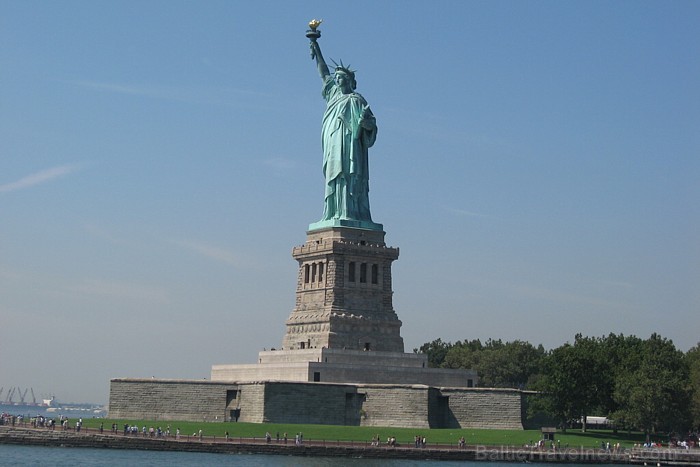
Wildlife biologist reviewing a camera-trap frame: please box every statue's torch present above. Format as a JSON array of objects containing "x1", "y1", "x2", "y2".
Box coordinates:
[{"x1": 307, "y1": 19, "x2": 322, "y2": 59}]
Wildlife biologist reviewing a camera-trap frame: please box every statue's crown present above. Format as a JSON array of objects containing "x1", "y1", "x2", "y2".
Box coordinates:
[
  {"x1": 335, "y1": 66, "x2": 355, "y2": 79},
  {"x1": 332, "y1": 59, "x2": 355, "y2": 80}
]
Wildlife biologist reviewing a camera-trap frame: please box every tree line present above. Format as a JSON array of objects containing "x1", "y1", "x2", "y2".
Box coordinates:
[{"x1": 415, "y1": 333, "x2": 700, "y2": 434}]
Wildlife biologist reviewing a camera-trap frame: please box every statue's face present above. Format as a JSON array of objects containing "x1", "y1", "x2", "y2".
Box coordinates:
[{"x1": 335, "y1": 72, "x2": 353, "y2": 94}]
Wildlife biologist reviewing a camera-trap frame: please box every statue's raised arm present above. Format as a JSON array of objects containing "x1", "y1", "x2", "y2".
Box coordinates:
[
  {"x1": 305, "y1": 20, "x2": 382, "y2": 232},
  {"x1": 307, "y1": 20, "x2": 330, "y2": 80}
]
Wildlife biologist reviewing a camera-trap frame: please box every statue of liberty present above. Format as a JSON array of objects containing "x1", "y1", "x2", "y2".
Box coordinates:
[{"x1": 307, "y1": 21, "x2": 382, "y2": 231}]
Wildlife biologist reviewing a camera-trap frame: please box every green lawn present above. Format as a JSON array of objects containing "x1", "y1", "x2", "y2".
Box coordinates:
[{"x1": 77, "y1": 419, "x2": 647, "y2": 448}]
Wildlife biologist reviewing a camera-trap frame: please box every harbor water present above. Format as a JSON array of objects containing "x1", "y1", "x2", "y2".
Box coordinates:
[{"x1": 0, "y1": 444, "x2": 621, "y2": 466}]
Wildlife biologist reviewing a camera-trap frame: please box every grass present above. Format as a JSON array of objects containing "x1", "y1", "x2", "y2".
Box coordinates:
[{"x1": 75, "y1": 419, "x2": 648, "y2": 448}]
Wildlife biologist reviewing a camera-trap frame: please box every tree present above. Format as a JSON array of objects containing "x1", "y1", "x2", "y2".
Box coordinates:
[
  {"x1": 687, "y1": 343, "x2": 700, "y2": 429},
  {"x1": 416, "y1": 333, "x2": 696, "y2": 433},
  {"x1": 613, "y1": 334, "x2": 691, "y2": 434},
  {"x1": 417, "y1": 338, "x2": 545, "y2": 389},
  {"x1": 533, "y1": 335, "x2": 604, "y2": 431},
  {"x1": 596, "y1": 334, "x2": 645, "y2": 420},
  {"x1": 413, "y1": 338, "x2": 452, "y2": 368},
  {"x1": 441, "y1": 340, "x2": 483, "y2": 370},
  {"x1": 477, "y1": 340, "x2": 545, "y2": 388}
]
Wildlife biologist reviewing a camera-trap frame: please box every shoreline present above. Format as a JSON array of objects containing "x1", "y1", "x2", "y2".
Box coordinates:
[{"x1": 1, "y1": 426, "x2": 698, "y2": 464}]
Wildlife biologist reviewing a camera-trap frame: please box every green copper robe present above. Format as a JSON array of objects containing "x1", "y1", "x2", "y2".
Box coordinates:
[{"x1": 320, "y1": 75, "x2": 377, "y2": 222}]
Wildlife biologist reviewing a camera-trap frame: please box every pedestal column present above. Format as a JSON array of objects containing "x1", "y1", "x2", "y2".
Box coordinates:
[{"x1": 283, "y1": 227, "x2": 403, "y2": 352}]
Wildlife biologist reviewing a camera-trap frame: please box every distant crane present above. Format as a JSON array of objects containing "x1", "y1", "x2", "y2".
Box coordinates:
[
  {"x1": 18, "y1": 388, "x2": 28, "y2": 404},
  {"x1": 0, "y1": 387, "x2": 4, "y2": 401},
  {"x1": 30, "y1": 388, "x2": 37, "y2": 405},
  {"x1": 6, "y1": 387, "x2": 16, "y2": 403}
]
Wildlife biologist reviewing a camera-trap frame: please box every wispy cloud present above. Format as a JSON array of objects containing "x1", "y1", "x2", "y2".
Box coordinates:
[
  {"x1": 0, "y1": 165, "x2": 79, "y2": 193},
  {"x1": 444, "y1": 206, "x2": 500, "y2": 219},
  {"x1": 70, "y1": 80, "x2": 268, "y2": 107},
  {"x1": 264, "y1": 157, "x2": 297, "y2": 172},
  {"x1": 170, "y1": 239, "x2": 245, "y2": 267},
  {"x1": 73, "y1": 81, "x2": 188, "y2": 101},
  {"x1": 453, "y1": 275, "x2": 632, "y2": 310},
  {"x1": 514, "y1": 284, "x2": 625, "y2": 309},
  {"x1": 66, "y1": 279, "x2": 169, "y2": 304},
  {"x1": 600, "y1": 280, "x2": 635, "y2": 289},
  {"x1": 0, "y1": 268, "x2": 23, "y2": 280},
  {"x1": 82, "y1": 223, "x2": 130, "y2": 246}
]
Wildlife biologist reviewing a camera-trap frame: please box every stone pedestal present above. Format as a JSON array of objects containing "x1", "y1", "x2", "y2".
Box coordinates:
[
  {"x1": 282, "y1": 227, "x2": 403, "y2": 352},
  {"x1": 210, "y1": 226, "x2": 479, "y2": 389},
  {"x1": 204, "y1": 226, "x2": 485, "y2": 424},
  {"x1": 211, "y1": 348, "x2": 478, "y2": 388}
]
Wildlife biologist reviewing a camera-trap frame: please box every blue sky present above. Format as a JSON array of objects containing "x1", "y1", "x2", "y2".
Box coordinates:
[{"x1": 1, "y1": 1, "x2": 698, "y2": 404}]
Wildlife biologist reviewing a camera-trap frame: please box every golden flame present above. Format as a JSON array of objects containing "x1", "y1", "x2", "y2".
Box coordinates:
[{"x1": 308, "y1": 19, "x2": 323, "y2": 31}]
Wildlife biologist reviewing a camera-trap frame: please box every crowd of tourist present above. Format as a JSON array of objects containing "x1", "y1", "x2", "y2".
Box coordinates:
[
  {"x1": 637, "y1": 432, "x2": 699, "y2": 450},
  {"x1": 0, "y1": 413, "x2": 22, "y2": 426},
  {"x1": 112, "y1": 423, "x2": 175, "y2": 438},
  {"x1": 373, "y1": 435, "x2": 425, "y2": 447},
  {"x1": 3, "y1": 411, "x2": 698, "y2": 452},
  {"x1": 0, "y1": 413, "x2": 85, "y2": 432}
]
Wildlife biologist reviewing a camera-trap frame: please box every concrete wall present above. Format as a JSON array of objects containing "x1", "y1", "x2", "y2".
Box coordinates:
[
  {"x1": 109, "y1": 379, "x2": 524, "y2": 430},
  {"x1": 210, "y1": 363, "x2": 311, "y2": 382},
  {"x1": 211, "y1": 349, "x2": 477, "y2": 388},
  {"x1": 261, "y1": 382, "x2": 356, "y2": 425},
  {"x1": 256, "y1": 348, "x2": 428, "y2": 368},
  {"x1": 359, "y1": 385, "x2": 431, "y2": 428},
  {"x1": 307, "y1": 363, "x2": 477, "y2": 387},
  {"x1": 440, "y1": 387, "x2": 524, "y2": 430},
  {"x1": 237, "y1": 383, "x2": 265, "y2": 423},
  {"x1": 109, "y1": 379, "x2": 239, "y2": 422},
  {"x1": 211, "y1": 361, "x2": 476, "y2": 388}
]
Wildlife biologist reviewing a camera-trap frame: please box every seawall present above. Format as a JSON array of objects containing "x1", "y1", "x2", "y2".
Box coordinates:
[{"x1": 2, "y1": 426, "x2": 699, "y2": 464}]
